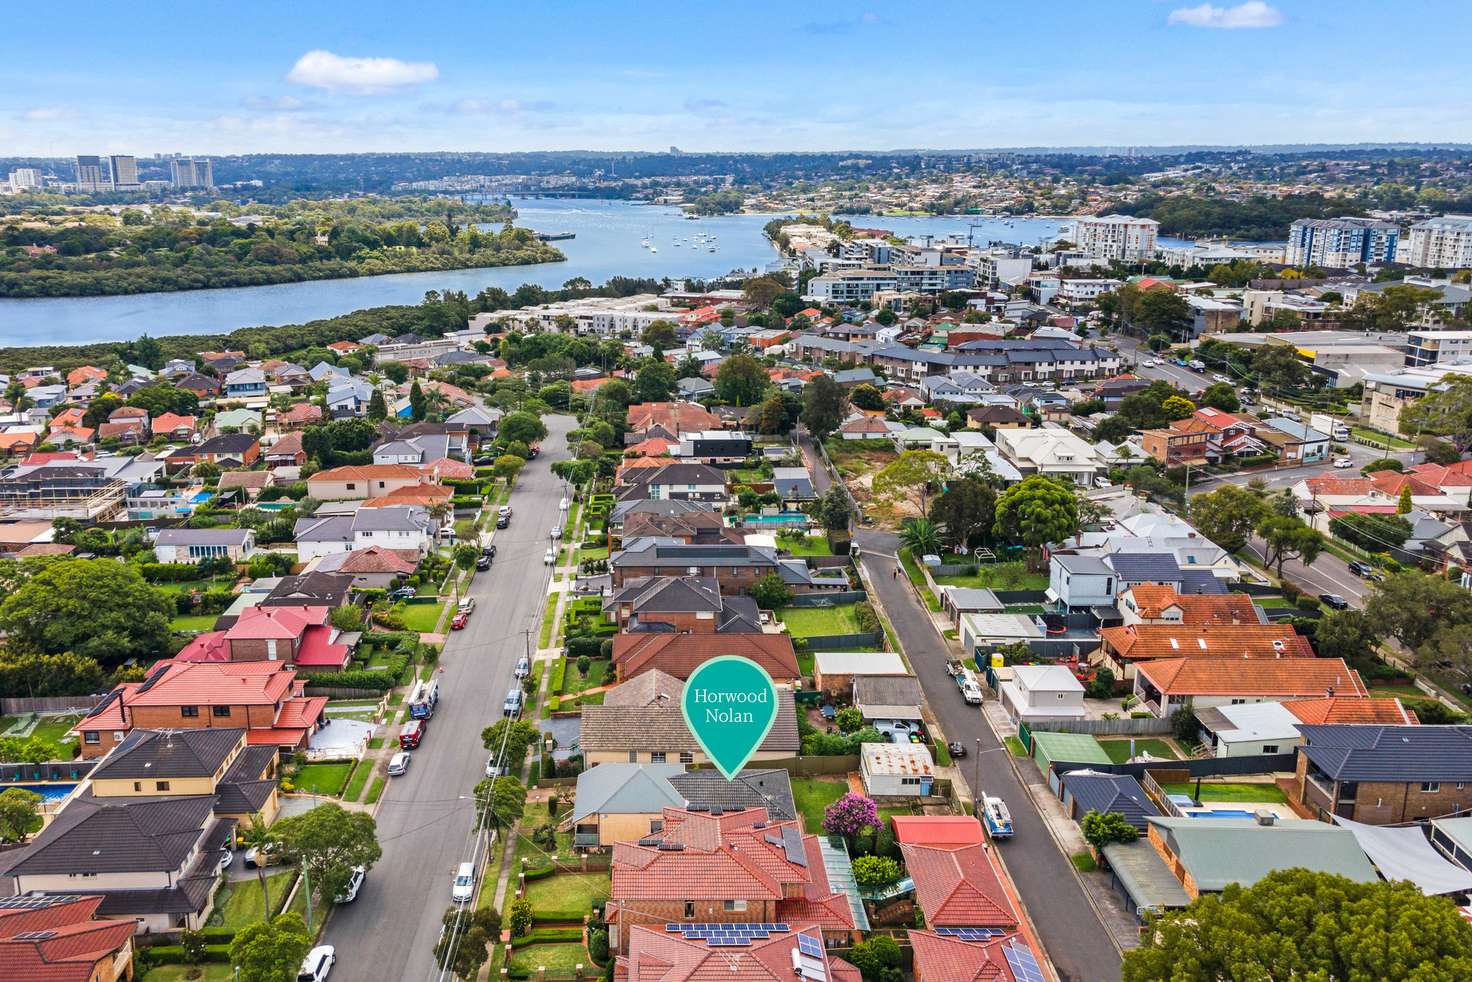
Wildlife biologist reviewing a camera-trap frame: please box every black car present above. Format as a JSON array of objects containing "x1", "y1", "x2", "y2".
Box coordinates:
[
  {"x1": 946, "y1": 741, "x2": 967, "y2": 759},
  {"x1": 1347, "y1": 560, "x2": 1374, "y2": 577},
  {"x1": 473, "y1": 455, "x2": 496, "y2": 466},
  {"x1": 1318, "y1": 593, "x2": 1350, "y2": 610},
  {"x1": 475, "y1": 555, "x2": 491, "y2": 571},
  {"x1": 527, "y1": 445, "x2": 540, "y2": 459},
  {"x1": 496, "y1": 515, "x2": 510, "y2": 529},
  {"x1": 482, "y1": 544, "x2": 497, "y2": 558}
]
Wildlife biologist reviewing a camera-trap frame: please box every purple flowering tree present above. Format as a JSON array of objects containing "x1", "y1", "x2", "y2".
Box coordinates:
[{"x1": 822, "y1": 792, "x2": 880, "y2": 846}]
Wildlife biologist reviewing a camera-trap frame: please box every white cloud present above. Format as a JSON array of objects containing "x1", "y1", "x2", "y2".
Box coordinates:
[
  {"x1": 243, "y1": 94, "x2": 306, "y2": 111},
  {"x1": 1168, "y1": 2, "x2": 1283, "y2": 28},
  {"x1": 286, "y1": 50, "x2": 438, "y2": 94},
  {"x1": 21, "y1": 106, "x2": 73, "y2": 121}
]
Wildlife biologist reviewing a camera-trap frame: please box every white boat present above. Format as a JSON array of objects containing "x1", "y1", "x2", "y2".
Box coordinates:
[
  {"x1": 980, "y1": 793, "x2": 1013, "y2": 839},
  {"x1": 640, "y1": 237, "x2": 650, "y2": 248},
  {"x1": 650, "y1": 246, "x2": 658, "y2": 253}
]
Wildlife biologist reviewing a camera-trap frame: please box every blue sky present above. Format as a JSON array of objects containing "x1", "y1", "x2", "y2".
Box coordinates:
[{"x1": 3, "y1": 0, "x2": 1470, "y2": 155}]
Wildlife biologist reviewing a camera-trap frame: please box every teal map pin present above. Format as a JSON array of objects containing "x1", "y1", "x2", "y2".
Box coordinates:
[{"x1": 682, "y1": 656, "x2": 780, "y2": 780}]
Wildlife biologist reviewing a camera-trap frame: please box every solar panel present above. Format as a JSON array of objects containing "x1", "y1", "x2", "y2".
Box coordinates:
[
  {"x1": 936, "y1": 927, "x2": 1007, "y2": 941},
  {"x1": 797, "y1": 934, "x2": 824, "y2": 958},
  {"x1": 1003, "y1": 942, "x2": 1045, "y2": 982},
  {"x1": 666, "y1": 924, "x2": 681, "y2": 932}
]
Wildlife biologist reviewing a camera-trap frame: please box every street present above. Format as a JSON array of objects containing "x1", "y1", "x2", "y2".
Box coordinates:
[
  {"x1": 326, "y1": 414, "x2": 574, "y2": 981},
  {"x1": 797, "y1": 432, "x2": 1123, "y2": 982}
]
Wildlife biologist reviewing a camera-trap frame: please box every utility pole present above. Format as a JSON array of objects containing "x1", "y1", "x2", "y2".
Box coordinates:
[
  {"x1": 974, "y1": 737, "x2": 982, "y2": 813},
  {"x1": 301, "y1": 859, "x2": 313, "y2": 934}
]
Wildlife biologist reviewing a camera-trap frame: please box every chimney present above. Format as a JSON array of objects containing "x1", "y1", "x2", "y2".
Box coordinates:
[{"x1": 1254, "y1": 809, "x2": 1276, "y2": 826}]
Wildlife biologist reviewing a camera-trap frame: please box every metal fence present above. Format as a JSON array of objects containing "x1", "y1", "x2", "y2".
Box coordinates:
[
  {"x1": 1052, "y1": 753, "x2": 1299, "y2": 780},
  {"x1": 785, "y1": 590, "x2": 868, "y2": 607},
  {"x1": 802, "y1": 631, "x2": 884, "y2": 650},
  {"x1": 1030, "y1": 717, "x2": 1174, "y2": 736}
]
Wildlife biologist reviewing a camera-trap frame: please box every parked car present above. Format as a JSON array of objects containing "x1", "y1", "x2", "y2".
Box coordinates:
[
  {"x1": 334, "y1": 866, "x2": 365, "y2": 904},
  {"x1": 1319, "y1": 593, "x2": 1350, "y2": 610},
  {"x1": 475, "y1": 555, "x2": 491, "y2": 571},
  {"x1": 217, "y1": 847, "x2": 234, "y2": 873},
  {"x1": 496, "y1": 515, "x2": 510, "y2": 529},
  {"x1": 946, "y1": 741, "x2": 967, "y2": 759},
  {"x1": 298, "y1": 945, "x2": 335, "y2": 982},
  {"x1": 543, "y1": 547, "x2": 556, "y2": 565},
  {"x1": 1333, "y1": 456, "x2": 1355, "y2": 469},
  {"x1": 482, "y1": 544, "x2": 497, "y2": 558},
  {"x1": 387, "y1": 751, "x2": 411, "y2": 776},
  {"x1": 452, "y1": 862, "x2": 476, "y2": 904},
  {"x1": 1348, "y1": 560, "x2": 1375, "y2": 577},
  {"x1": 549, "y1": 526, "x2": 562, "y2": 540},
  {"x1": 1211, "y1": 373, "x2": 1230, "y2": 384},
  {"x1": 245, "y1": 843, "x2": 282, "y2": 869},
  {"x1": 473, "y1": 455, "x2": 496, "y2": 466},
  {"x1": 503, "y1": 688, "x2": 524, "y2": 717},
  {"x1": 388, "y1": 587, "x2": 417, "y2": 601},
  {"x1": 486, "y1": 757, "x2": 506, "y2": 778},
  {"x1": 498, "y1": 505, "x2": 513, "y2": 519},
  {"x1": 451, "y1": 612, "x2": 469, "y2": 630},
  {"x1": 458, "y1": 598, "x2": 475, "y2": 615},
  {"x1": 527, "y1": 445, "x2": 540, "y2": 458},
  {"x1": 514, "y1": 656, "x2": 531, "y2": 678}
]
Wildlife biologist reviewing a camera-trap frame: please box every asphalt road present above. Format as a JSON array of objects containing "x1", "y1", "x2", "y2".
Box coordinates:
[
  {"x1": 797, "y1": 432, "x2": 1122, "y2": 982},
  {"x1": 326, "y1": 414, "x2": 575, "y2": 982}
]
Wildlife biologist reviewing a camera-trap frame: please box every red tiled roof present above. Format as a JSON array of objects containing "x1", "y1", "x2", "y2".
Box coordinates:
[
  {"x1": 278, "y1": 403, "x2": 323, "y2": 424},
  {"x1": 901, "y1": 843, "x2": 1018, "y2": 928},
  {"x1": 891, "y1": 815, "x2": 986, "y2": 846},
  {"x1": 268, "y1": 432, "x2": 305, "y2": 457},
  {"x1": 625, "y1": 437, "x2": 676, "y2": 458},
  {"x1": 228, "y1": 605, "x2": 328, "y2": 640},
  {"x1": 421, "y1": 457, "x2": 474, "y2": 481},
  {"x1": 153, "y1": 412, "x2": 196, "y2": 433},
  {"x1": 909, "y1": 930, "x2": 1033, "y2": 982},
  {"x1": 627, "y1": 401, "x2": 721, "y2": 435},
  {"x1": 621, "y1": 925, "x2": 859, "y2": 982},
  {"x1": 294, "y1": 625, "x2": 351, "y2": 668},
  {"x1": 1137, "y1": 656, "x2": 1367, "y2": 698},
  {"x1": 613, "y1": 634, "x2": 799, "y2": 682},
  {"x1": 309, "y1": 464, "x2": 423, "y2": 483},
  {"x1": 1098, "y1": 624, "x2": 1313, "y2": 662},
  {"x1": 1124, "y1": 585, "x2": 1261, "y2": 625},
  {"x1": 50, "y1": 408, "x2": 85, "y2": 427},
  {"x1": 335, "y1": 546, "x2": 420, "y2": 575},
  {"x1": 1303, "y1": 474, "x2": 1374, "y2": 496},
  {"x1": 275, "y1": 696, "x2": 328, "y2": 729},
  {"x1": 22, "y1": 451, "x2": 80, "y2": 465},
  {"x1": 0, "y1": 913, "x2": 134, "y2": 982},
  {"x1": 1283, "y1": 696, "x2": 1418, "y2": 725}
]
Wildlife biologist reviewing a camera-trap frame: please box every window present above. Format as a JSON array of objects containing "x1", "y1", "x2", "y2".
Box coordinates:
[
  {"x1": 650, "y1": 820, "x2": 664, "y2": 833},
  {"x1": 684, "y1": 902, "x2": 695, "y2": 918},
  {"x1": 180, "y1": 705, "x2": 199, "y2": 718},
  {"x1": 650, "y1": 752, "x2": 667, "y2": 764},
  {"x1": 213, "y1": 706, "x2": 231, "y2": 717},
  {"x1": 679, "y1": 752, "x2": 694, "y2": 764},
  {"x1": 1262, "y1": 745, "x2": 1279, "y2": 754},
  {"x1": 723, "y1": 900, "x2": 747, "y2": 912},
  {"x1": 133, "y1": 782, "x2": 142, "y2": 792},
  {"x1": 84, "y1": 732, "x2": 100, "y2": 745},
  {"x1": 1422, "y1": 782, "x2": 1442, "y2": 793},
  {"x1": 156, "y1": 781, "x2": 170, "y2": 791},
  {"x1": 345, "y1": 483, "x2": 357, "y2": 491},
  {"x1": 628, "y1": 751, "x2": 638, "y2": 763}
]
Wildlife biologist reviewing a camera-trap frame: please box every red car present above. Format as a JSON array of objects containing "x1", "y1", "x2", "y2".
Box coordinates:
[{"x1": 451, "y1": 612, "x2": 469, "y2": 630}]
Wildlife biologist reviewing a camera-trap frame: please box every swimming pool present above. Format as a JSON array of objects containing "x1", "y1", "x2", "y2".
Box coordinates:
[
  {"x1": 1185, "y1": 809, "x2": 1257, "y2": 819},
  {"x1": 742, "y1": 513, "x2": 810, "y2": 526},
  {"x1": 3, "y1": 783, "x2": 78, "y2": 803}
]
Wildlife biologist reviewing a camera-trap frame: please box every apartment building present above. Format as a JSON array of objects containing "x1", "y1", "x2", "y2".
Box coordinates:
[
  {"x1": 1069, "y1": 215, "x2": 1159, "y2": 262},
  {"x1": 1406, "y1": 329, "x2": 1472, "y2": 367},
  {"x1": 1405, "y1": 215, "x2": 1472, "y2": 269},
  {"x1": 1286, "y1": 217, "x2": 1399, "y2": 268},
  {"x1": 806, "y1": 268, "x2": 899, "y2": 303}
]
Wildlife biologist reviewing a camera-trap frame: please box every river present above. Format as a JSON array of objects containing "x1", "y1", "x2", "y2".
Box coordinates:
[{"x1": 0, "y1": 198, "x2": 1179, "y2": 348}]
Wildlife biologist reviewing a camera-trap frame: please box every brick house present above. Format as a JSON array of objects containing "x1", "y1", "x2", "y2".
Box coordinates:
[
  {"x1": 0, "y1": 894, "x2": 135, "y2": 981},
  {"x1": 604, "y1": 576, "x2": 763, "y2": 633},
  {"x1": 307, "y1": 464, "x2": 425, "y2": 500},
  {"x1": 611, "y1": 633, "x2": 800, "y2": 684},
  {"x1": 619, "y1": 924, "x2": 861, "y2": 982},
  {"x1": 1294, "y1": 724, "x2": 1472, "y2": 824},
  {"x1": 1132, "y1": 656, "x2": 1365, "y2": 719},
  {"x1": 174, "y1": 605, "x2": 352, "y2": 671},
  {"x1": 1093, "y1": 623, "x2": 1315, "y2": 681},
  {"x1": 607, "y1": 806, "x2": 857, "y2": 954},
  {"x1": 169, "y1": 433, "x2": 260, "y2": 469}
]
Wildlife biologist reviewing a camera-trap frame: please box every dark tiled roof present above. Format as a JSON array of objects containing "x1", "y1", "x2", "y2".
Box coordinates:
[
  {"x1": 1299, "y1": 724, "x2": 1472, "y2": 781},
  {"x1": 668, "y1": 769, "x2": 797, "y2": 822},
  {"x1": 194, "y1": 433, "x2": 258, "y2": 455},
  {"x1": 265, "y1": 572, "x2": 353, "y2": 606},
  {"x1": 7, "y1": 797, "x2": 217, "y2": 876},
  {"x1": 90, "y1": 728, "x2": 243, "y2": 781},
  {"x1": 1060, "y1": 770, "x2": 1160, "y2": 831},
  {"x1": 1107, "y1": 552, "x2": 1183, "y2": 583}
]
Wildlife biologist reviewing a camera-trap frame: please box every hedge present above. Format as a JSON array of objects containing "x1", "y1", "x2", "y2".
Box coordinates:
[
  {"x1": 523, "y1": 863, "x2": 556, "y2": 881},
  {"x1": 549, "y1": 656, "x2": 567, "y2": 695},
  {"x1": 145, "y1": 944, "x2": 233, "y2": 965},
  {"x1": 450, "y1": 495, "x2": 483, "y2": 509},
  {"x1": 301, "y1": 655, "x2": 410, "y2": 691},
  {"x1": 518, "y1": 926, "x2": 583, "y2": 943},
  {"x1": 565, "y1": 637, "x2": 602, "y2": 660},
  {"x1": 139, "y1": 562, "x2": 210, "y2": 583}
]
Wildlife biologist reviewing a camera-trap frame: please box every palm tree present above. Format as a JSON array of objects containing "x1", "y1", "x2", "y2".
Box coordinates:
[
  {"x1": 899, "y1": 517, "x2": 942, "y2": 557},
  {"x1": 240, "y1": 815, "x2": 277, "y2": 919}
]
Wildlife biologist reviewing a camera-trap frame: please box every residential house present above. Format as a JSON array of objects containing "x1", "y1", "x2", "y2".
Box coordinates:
[
  {"x1": 275, "y1": 403, "x2": 323, "y2": 429},
  {"x1": 901, "y1": 839, "x2": 1018, "y2": 930},
  {"x1": 611, "y1": 633, "x2": 799, "y2": 683},
  {"x1": 994, "y1": 427, "x2": 1102, "y2": 484},
  {"x1": 998, "y1": 664, "x2": 1086, "y2": 723},
  {"x1": 605, "y1": 576, "x2": 762, "y2": 633},
  {"x1": 174, "y1": 605, "x2": 352, "y2": 671},
  {"x1": 0, "y1": 894, "x2": 135, "y2": 981},
  {"x1": 87, "y1": 727, "x2": 280, "y2": 826},
  {"x1": 0, "y1": 454, "x2": 165, "y2": 521},
  {"x1": 175, "y1": 373, "x2": 220, "y2": 399},
  {"x1": 1132, "y1": 656, "x2": 1366, "y2": 719},
  {"x1": 626, "y1": 402, "x2": 722, "y2": 441},
  {"x1": 771, "y1": 467, "x2": 816, "y2": 507},
  {"x1": 860, "y1": 743, "x2": 934, "y2": 797},
  {"x1": 563, "y1": 763, "x2": 688, "y2": 848},
  {"x1": 311, "y1": 546, "x2": 420, "y2": 588},
  {"x1": 854, "y1": 675, "x2": 925, "y2": 726},
  {"x1": 222, "y1": 367, "x2": 267, "y2": 400},
  {"x1": 938, "y1": 586, "x2": 1005, "y2": 628},
  {"x1": 616, "y1": 462, "x2": 728, "y2": 504},
  {"x1": 607, "y1": 499, "x2": 722, "y2": 537},
  {"x1": 1192, "y1": 702, "x2": 1306, "y2": 758},
  {"x1": 152, "y1": 412, "x2": 196, "y2": 440},
  {"x1": 611, "y1": 542, "x2": 846, "y2": 595},
  {"x1": 910, "y1": 930, "x2": 1045, "y2": 982},
  {"x1": 1059, "y1": 771, "x2": 1160, "y2": 831},
  {"x1": 264, "y1": 432, "x2": 306, "y2": 468},
  {"x1": 72, "y1": 660, "x2": 326, "y2": 759},
  {"x1": 209, "y1": 408, "x2": 261, "y2": 435},
  {"x1": 581, "y1": 670, "x2": 799, "y2": 766},
  {"x1": 837, "y1": 414, "x2": 903, "y2": 440},
  {"x1": 812, "y1": 651, "x2": 909, "y2": 700},
  {"x1": 1294, "y1": 724, "x2": 1472, "y2": 824},
  {"x1": 152, "y1": 528, "x2": 255, "y2": 563},
  {"x1": 307, "y1": 464, "x2": 425, "y2": 500},
  {"x1": 170, "y1": 433, "x2": 260, "y2": 469},
  {"x1": 607, "y1": 805, "x2": 857, "y2": 953},
  {"x1": 1258, "y1": 417, "x2": 1330, "y2": 464},
  {"x1": 1094, "y1": 623, "x2": 1315, "y2": 681},
  {"x1": 3, "y1": 795, "x2": 231, "y2": 932},
  {"x1": 1140, "y1": 407, "x2": 1268, "y2": 466},
  {"x1": 1118, "y1": 585, "x2": 1264, "y2": 627},
  {"x1": 372, "y1": 432, "x2": 469, "y2": 467},
  {"x1": 1145, "y1": 816, "x2": 1377, "y2": 900},
  {"x1": 261, "y1": 571, "x2": 354, "y2": 610},
  {"x1": 619, "y1": 924, "x2": 861, "y2": 982},
  {"x1": 617, "y1": 508, "x2": 733, "y2": 545},
  {"x1": 1047, "y1": 554, "x2": 1117, "y2": 610},
  {"x1": 965, "y1": 405, "x2": 1028, "y2": 429},
  {"x1": 673, "y1": 430, "x2": 752, "y2": 464},
  {"x1": 293, "y1": 506, "x2": 434, "y2": 560}
]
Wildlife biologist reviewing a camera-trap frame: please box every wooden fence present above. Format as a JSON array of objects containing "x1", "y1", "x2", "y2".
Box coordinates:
[{"x1": 0, "y1": 695, "x2": 105, "y2": 715}]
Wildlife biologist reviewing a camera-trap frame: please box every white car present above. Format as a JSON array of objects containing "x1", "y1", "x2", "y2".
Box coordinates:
[
  {"x1": 544, "y1": 547, "x2": 556, "y2": 565},
  {"x1": 559, "y1": 497, "x2": 570, "y2": 511},
  {"x1": 334, "y1": 866, "x2": 366, "y2": 904},
  {"x1": 1212, "y1": 373, "x2": 1231, "y2": 384},
  {"x1": 387, "y1": 751, "x2": 411, "y2": 777},
  {"x1": 549, "y1": 526, "x2": 562, "y2": 540},
  {"x1": 1147, "y1": 358, "x2": 1162, "y2": 367},
  {"x1": 486, "y1": 756, "x2": 506, "y2": 778},
  {"x1": 452, "y1": 862, "x2": 476, "y2": 904},
  {"x1": 514, "y1": 656, "x2": 531, "y2": 678},
  {"x1": 1333, "y1": 456, "x2": 1355, "y2": 469},
  {"x1": 298, "y1": 945, "x2": 335, "y2": 982}
]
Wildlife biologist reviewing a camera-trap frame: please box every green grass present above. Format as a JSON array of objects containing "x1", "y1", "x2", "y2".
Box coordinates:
[
  {"x1": 934, "y1": 742, "x2": 952, "y2": 767},
  {"x1": 399, "y1": 599, "x2": 450, "y2": 633},
  {"x1": 776, "y1": 535, "x2": 833, "y2": 557},
  {"x1": 1367, "y1": 683, "x2": 1425, "y2": 698},
  {"x1": 897, "y1": 547, "x2": 941, "y2": 612},
  {"x1": 1256, "y1": 596, "x2": 1294, "y2": 609},
  {"x1": 292, "y1": 761, "x2": 354, "y2": 796},
  {"x1": 344, "y1": 760, "x2": 374, "y2": 801},
  {"x1": 1162, "y1": 782, "x2": 1288, "y2": 804},
  {"x1": 1071, "y1": 851, "x2": 1099, "y2": 873},
  {"x1": 576, "y1": 544, "x2": 609, "y2": 562},
  {"x1": 509, "y1": 942, "x2": 596, "y2": 974},
  {"x1": 539, "y1": 593, "x2": 559, "y2": 648},
  {"x1": 1351, "y1": 426, "x2": 1416, "y2": 450},
  {"x1": 169, "y1": 613, "x2": 219, "y2": 633},
  {"x1": 28, "y1": 714, "x2": 81, "y2": 747},
  {"x1": 796, "y1": 648, "x2": 815, "y2": 678},
  {"x1": 560, "y1": 658, "x2": 610, "y2": 696},
  {"x1": 366, "y1": 777, "x2": 386, "y2": 804},
  {"x1": 144, "y1": 966, "x2": 237, "y2": 982},
  {"x1": 523, "y1": 872, "x2": 611, "y2": 918},
  {"x1": 933, "y1": 561, "x2": 1048, "y2": 592},
  {"x1": 1004, "y1": 736, "x2": 1028, "y2": 757},
  {"x1": 368, "y1": 736, "x2": 384, "y2": 749},
  {"x1": 779, "y1": 604, "x2": 865, "y2": 638},
  {"x1": 151, "y1": 576, "x2": 235, "y2": 595},
  {"x1": 210, "y1": 870, "x2": 299, "y2": 929},
  {"x1": 1099, "y1": 738, "x2": 1180, "y2": 763},
  {"x1": 790, "y1": 777, "x2": 912, "y2": 835}
]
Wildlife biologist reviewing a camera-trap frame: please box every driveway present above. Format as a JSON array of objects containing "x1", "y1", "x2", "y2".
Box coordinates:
[
  {"x1": 797, "y1": 431, "x2": 1122, "y2": 982},
  {"x1": 325, "y1": 414, "x2": 575, "y2": 982}
]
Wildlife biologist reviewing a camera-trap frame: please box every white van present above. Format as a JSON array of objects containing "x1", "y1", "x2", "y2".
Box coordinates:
[{"x1": 452, "y1": 862, "x2": 476, "y2": 904}]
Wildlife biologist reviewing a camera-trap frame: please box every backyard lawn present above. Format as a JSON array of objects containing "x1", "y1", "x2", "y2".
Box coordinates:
[
  {"x1": 1162, "y1": 781, "x2": 1288, "y2": 804},
  {"x1": 510, "y1": 942, "x2": 596, "y2": 974},
  {"x1": 398, "y1": 599, "x2": 448, "y2": 633},
  {"x1": 210, "y1": 870, "x2": 298, "y2": 929},
  {"x1": 561, "y1": 659, "x2": 610, "y2": 696},
  {"x1": 790, "y1": 777, "x2": 912, "y2": 834},
  {"x1": 169, "y1": 613, "x2": 219, "y2": 633},
  {"x1": 523, "y1": 872, "x2": 611, "y2": 918},
  {"x1": 0, "y1": 714, "x2": 82, "y2": 758},
  {"x1": 777, "y1": 535, "x2": 834, "y2": 557},
  {"x1": 779, "y1": 604, "x2": 864, "y2": 638},
  {"x1": 1099, "y1": 738, "x2": 1180, "y2": 763},
  {"x1": 292, "y1": 761, "x2": 354, "y2": 796},
  {"x1": 144, "y1": 966, "x2": 235, "y2": 982},
  {"x1": 932, "y1": 561, "x2": 1047, "y2": 592},
  {"x1": 576, "y1": 544, "x2": 610, "y2": 562}
]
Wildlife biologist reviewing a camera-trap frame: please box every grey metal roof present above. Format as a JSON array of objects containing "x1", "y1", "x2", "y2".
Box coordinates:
[
  {"x1": 154, "y1": 528, "x2": 253, "y2": 547},
  {"x1": 1106, "y1": 552, "x2": 1183, "y2": 583},
  {"x1": 1179, "y1": 570, "x2": 1228, "y2": 595},
  {"x1": 854, "y1": 675, "x2": 924, "y2": 713},
  {"x1": 569, "y1": 763, "x2": 687, "y2": 824},
  {"x1": 1052, "y1": 553, "x2": 1115, "y2": 576},
  {"x1": 1299, "y1": 724, "x2": 1472, "y2": 782},
  {"x1": 351, "y1": 506, "x2": 429, "y2": 532},
  {"x1": 1061, "y1": 770, "x2": 1160, "y2": 831},
  {"x1": 294, "y1": 514, "x2": 353, "y2": 542}
]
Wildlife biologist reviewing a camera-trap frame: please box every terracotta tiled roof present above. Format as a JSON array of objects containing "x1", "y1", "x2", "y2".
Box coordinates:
[
  {"x1": 335, "y1": 546, "x2": 420, "y2": 574},
  {"x1": 1303, "y1": 475, "x2": 1375, "y2": 496},
  {"x1": 891, "y1": 816, "x2": 986, "y2": 846},
  {"x1": 268, "y1": 432, "x2": 305, "y2": 457},
  {"x1": 901, "y1": 843, "x2": 1018, "y2": 928},
  {"x1": 1283, "y1": 696, "x2": 1417, "y2": 725},
  {"x1": 621, "y1": 925, "x2": 859, "y2": 982},
  {"x1": 627, "y1": 401, "x2": 721, "y2": 436},
  {"x1": 1410, "y1": 461, "x2": 1472, "y2": 488},
  {"x1": 309, "y1": 464, "x2": 424, "y2": 483},
  {"x1": 228, "y1": 605, "x2": 328, "y2": 640},
  {"x1": 278, "y1": 403, "x2": 323, "y2": 424},
  {"x1": 1138, "y1": 656, "x2": 1367, "y2": 698},
  {"x1": 1124, "y1": 585, "x2": 1260, "y2": 625},
  {"x1": 77, "y1": 661, "x2": 295, "y2": 720},
  {"x1": 1098, "y1": 624, "x2": 1313, "y2": 662},
  {"x1": 153, "y1": 412, "x2": 196, "y2": 433},
  {"x1": 626, "y1": 437, "x2": 676, "y2": 458},
  {"x1": 909, "y1": 930, "x2": 1033, "y2": 982},
  {"x1": 50, "y1": 408, "x2": 85, "y2": 427},
  {"x1": 275, "y1": 696, "x2": 328, "y2": 729},
  {"x1": 421, "y1": 457, "x2": 474, "y2": 481},
  {"x1": 613, "y1": 634, "x2": 799, "y2": 682}
]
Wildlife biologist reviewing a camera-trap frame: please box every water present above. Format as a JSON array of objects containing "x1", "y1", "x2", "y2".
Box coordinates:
[{"x1": 0, "y1": 197, "x2": 1175, "y2": 348}]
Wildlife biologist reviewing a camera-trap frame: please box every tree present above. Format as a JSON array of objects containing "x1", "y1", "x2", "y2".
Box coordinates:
[
  {"x1": 0, "y1": 559, "x2": 171, "y2": 666},
  {"x1": 1121, "y1": 870, "x2": 1472, "y2": 982},
  {"x1": 1161, "y1": 395, "x2": 1195, "y2": 420},
  {"x1": 452, "y1": 543, "x2": 480, "y2": 570},
  {"x1": 1313, "y1": 610, "x2": 1380, "y2": 662},
  {"x1": 492, "y1": 454, "x2": 525, "y2": 485},
  {"x1": 849, "y1": 383, "x2": 885, "y2": 411},
  {"x1": 848, "y1": 935, "x2": 903, "y2": 982},
  {"x1": 367, "y1": 388, "x2": 388, "y2": 421},
  {"x1": 500, "y1": 410, "x2": 547, "y2": 447},
  {"x1": 835, "y1": 707, "x2": 864, "y2": 733},
  {"x1": 473, "y1": 776, "x2": 527, "y2": 833},
  {"x1": 928, "y1": 478, "x2": 997, "y2": 551},
  {"x1": 0, "y1": 788, "x2": 42, "y2": 843},
  {"x1": 1420, "y1": 437, "x2": 1462, "y2": 465},
  {"x1": 1133, "y1": 289, "x2": 1192, "y2": 340},
  {"x1": 871, "y1": 450, "x2": 951, "y2": 513},
  {"x1": 749, "y1": 572, "x2": 791, "y2": 610},
  {"x1": 481, "y1": 718, "x2": 541, "y2": 766},
  {"x1": 756, "y1": 393, "x2": 789, "y2": 435},
  {"x1": 508, "y1": 897, "x2": 535, "y2": 938},
  {"x1": 272, "y1": 803, "x2": 382, "y2": 913},
  {"x1": 0, "y1": 650, "x2": 107, "y2": 698},
  {"x1": 240, "y1": 815, "x2": 278, "y2": 919},
  {"x1": 993, "y1": 475, "x2": 1079, "y2": 549},
  {"x1": 230, "y1": 913, "x2": 313, "y2": 982},
  {"x1": 1093, "y1": 415, "x2": 1135, "y2": 445},
  {"x1": 409, "y1": 380, "x2": 427, "y2": 421},
  {"x1": 1256, "y1": 514, "x2": 1323, "y2": 576},
  {"x1": 851, "y1": 855, "x2": 903, "y2": 890},
  {"x1": 812, "y1": 486, "x2": 852, "y2": 533},
  {"x1": 641, "y1": 320, "x2": 678, "y2": 351},
  {"x1": 1199, "y1": 382, "x2": 1240, "y2": 412},
  {"x1": 1189, "y1": 485, "x2": 1267, "y2": 553},
  {"x1": 822, "y1": 792, "x2": 879, "y2": 844},
  {"x1": 899, "y1": 517, "x2": 942, "y2": 557},
  {"x1": 714, "y1": 354, "x2": 769, "y2": 406},
  {"x1": 634, "y1": 359, "x2": 676, "y2": 402},
  {"x1": 800, "y1": 375, "x2": 847, "y2": 438},
  {"x1": 1398, "y1": 484, "x2": 1413, "y2": 514},
  {"x1": 435, "y1": 906, "x2": 499, "y2": 980},
  {"x1": 1250, "y1": 344, "x2": 1312, "y2": 391},
  {"x1": 1329, "y1": 512, "x2": 1412, "y2": 554},
  {"x1": 179, "y1": 929, "x2": 208, "y2": 967},
  {"x1": 1085, "y1": 667, "x2": 1115, "y2": 700},
  {"x1": 1170, "y1": 706, "x2": 1199, "y2": 743},
  {"x1": 742, "y1": 275, "x2": 786, "y2": 309},
  {"x1": 1367, "y1": 571, "x2": 1472, "y2": 651},
  {"x1": 1416, "y1": 623, "x2": 1472, "y2": 677},
  {"x1": 1080, "y1": 810, "x2": 1138, "y2": 850}
]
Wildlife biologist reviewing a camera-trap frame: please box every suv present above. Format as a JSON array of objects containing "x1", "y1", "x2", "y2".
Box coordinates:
[
  {"x1": 475, "y1": 555, "x2": 491, "y2": 571},
  {"x1": 1348, "y1": 560, "x2": 1374, "y2": 577},
  {"x1": 503, "y1": 688, "x2": 524, "y2": 717},
  {"x1": 298, "y1": 945, "x2": 335, "y2": 982},
  {"x1": 1319, "y1": 593, "x2": 1350, "y2": 610},
  {"x1": 334, "y1": 866, "x2": 366, "y2": 904}
]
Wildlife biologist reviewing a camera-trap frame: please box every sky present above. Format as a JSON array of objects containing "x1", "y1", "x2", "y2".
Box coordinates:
[{"x1": 4, "y1": 0, "x2": 1472, "y2": 156}]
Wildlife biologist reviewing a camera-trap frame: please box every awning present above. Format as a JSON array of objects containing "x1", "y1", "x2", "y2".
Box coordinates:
[{"x1": 1333, "y1": 816, "x2": 1472, "y2": 896}]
